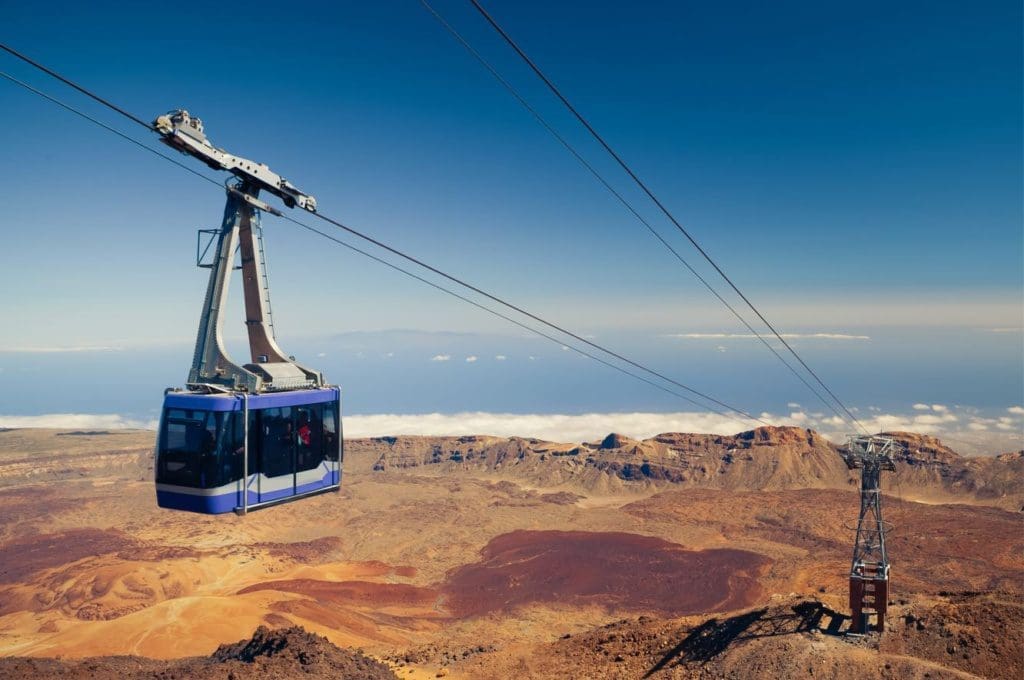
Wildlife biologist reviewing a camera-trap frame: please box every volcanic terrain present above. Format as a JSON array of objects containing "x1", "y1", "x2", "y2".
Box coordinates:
[{"x1": 0, "y1": 425, "x2": 1020, "y2": 678}]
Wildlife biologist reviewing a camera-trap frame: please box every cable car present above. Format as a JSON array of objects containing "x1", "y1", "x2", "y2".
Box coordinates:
[
  {"x1": 152, "y1": 110, "x2": 342, "y2": 514},
  {"x1": 156, "y1": 388, "x2": 341, "y2": 513}
]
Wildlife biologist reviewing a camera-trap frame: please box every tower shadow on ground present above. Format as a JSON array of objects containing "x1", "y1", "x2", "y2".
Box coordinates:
[{"x1": 644, "y1": 601, "x2": 848, "y2": 677}]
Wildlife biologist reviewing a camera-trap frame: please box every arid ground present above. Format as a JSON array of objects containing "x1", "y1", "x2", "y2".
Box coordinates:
[{"x1": 0, "y1": 426, "x2": 1020, "y2": 679}]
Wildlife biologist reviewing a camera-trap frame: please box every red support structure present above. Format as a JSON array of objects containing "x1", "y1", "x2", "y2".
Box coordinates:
[{"x1": 850, "y1": 569, "x2": 889, "y2": 633}]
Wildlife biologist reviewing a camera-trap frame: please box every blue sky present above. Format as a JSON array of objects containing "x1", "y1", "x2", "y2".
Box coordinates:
[{"x1": 0, "y1": 1, "x2": 1021, "y2": 450}]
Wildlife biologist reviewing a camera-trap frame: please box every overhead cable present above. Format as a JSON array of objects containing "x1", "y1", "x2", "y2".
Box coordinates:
[
  {"x1": 465, "y1": 0, "x2": 867, "y2": 435},
  {"x1": 307, "y1": 207, "x2": 767, "y2": 423},
  {"x1": 1, "y1": 43, "x2": 154, "y2": 131},
  {"x1": 420, "y1": 0, "x2": 860, "y2": 432},
  {"x1": 0, "y1": 66, "x2": 767, "y2": 427}
]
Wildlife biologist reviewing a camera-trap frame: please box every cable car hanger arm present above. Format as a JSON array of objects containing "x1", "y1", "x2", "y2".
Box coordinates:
[{"x1": 153, "y1": 109, "x2": 317, "y2": 213}]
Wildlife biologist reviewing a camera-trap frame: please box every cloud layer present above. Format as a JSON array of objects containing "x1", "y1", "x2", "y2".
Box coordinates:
[
  {"x1": 0, "y1": 413, "x2": 157, "y2": 430},
  {"x1": 343, "y1": 405, "x2": 1022, "y2": 455},
  {"x1": 3, "y1": 405, "x2": 1019, "y2": 456},
  {"x1": 344, "y1": 411, "x2": 744, "y2": 443}
]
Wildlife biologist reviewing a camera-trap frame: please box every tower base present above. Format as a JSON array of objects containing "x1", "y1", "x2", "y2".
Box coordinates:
[{"x1": 849, "y1": 574, "x2": 889, "y2": 633}]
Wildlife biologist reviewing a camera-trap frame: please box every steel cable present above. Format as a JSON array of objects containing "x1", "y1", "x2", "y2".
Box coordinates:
[
  {"x1": 420, "y1": 0, "x2": 861, "y2": 432},
  {"x1": 466, "y1": 0, "x2": 868, "y2": 435},
  {"x1": 0, "y1": 67, "x2": 766, "y2": 427}
]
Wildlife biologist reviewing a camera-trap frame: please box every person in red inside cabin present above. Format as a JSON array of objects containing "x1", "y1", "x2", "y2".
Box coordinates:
[{"x1": 297, "y1": 413, "x2": 312, "y2": 448}]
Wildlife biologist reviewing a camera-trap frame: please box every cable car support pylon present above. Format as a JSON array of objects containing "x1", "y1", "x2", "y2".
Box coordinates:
[{"x1": 840, "y1": 434, "x2": 897, "y2": 634}]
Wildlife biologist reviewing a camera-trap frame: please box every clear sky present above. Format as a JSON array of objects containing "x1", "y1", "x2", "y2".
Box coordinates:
[{"x1": 0, "y1": 1, "x2": 1021, "y2": 451}]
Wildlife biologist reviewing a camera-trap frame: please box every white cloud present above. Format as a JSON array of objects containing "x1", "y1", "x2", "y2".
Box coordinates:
[
  {"x1": 1008, "y1": 406, "x2": 1024, "y2": 415},
  {"x1": 787, "y1": 402, "x2": 802, "y2": 409},
  {"x1": 912, "y1": 403, "x2": 930, "y2": 411},
  {"x1": 666, "y1": 333, "x2": 870, "y2": 341},
  {"x1": 495, "y1": 355, "x2": 507, "y2": 361},
  {"x1": 715, "y1": 345, "x2": 727, "y2": 353},
  {"x1": 912, "y1": 413, "x2": 958, "y2": 425},
  {"x1": 0, "y1": 413, "x2": 157, "y2": 430},
  {"x1": 931, "y1": 404, "x2": 949, "y2": 413},
  {"x1": 430, "y1": 354, "x2": 451, "y2": 362},
  {"x1": 465, "y1": 355, "x2": 478, "y2": 363},
  {"x1": 317, "y1": 352, "x2": 327, "y2": 357}
]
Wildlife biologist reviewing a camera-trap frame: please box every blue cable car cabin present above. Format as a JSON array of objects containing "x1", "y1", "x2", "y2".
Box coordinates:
[
  {"x1": 150, "y1": 110, "x2": 342, "y2": 515},
  {"x1": 156, "y1": 387, "x2": 341, "y2": 514}
]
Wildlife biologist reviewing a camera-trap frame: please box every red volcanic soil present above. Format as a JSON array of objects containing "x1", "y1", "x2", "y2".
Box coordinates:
[
  {"x1": 0, "y1": 529, "x2": 138, "y2": 584},
  {"x1": 442, "y1": 530, "x2": 770, "y2": 618},
  {"x1": 236, "y1": 531, "x2": 770, "y2": 623},
  {"x1": 0, "y1": 528, "x2": 200, "y2": 586}
]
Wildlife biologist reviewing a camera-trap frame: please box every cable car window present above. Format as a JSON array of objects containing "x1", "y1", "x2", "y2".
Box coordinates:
[
  {"x1": 323, "y1": 401, "x2": 339, "y2": 462},
  {"x1": 247, "y1": 408, "x2": 258, "y2": 478},
  {"x1": 260, "y1": 407, "x2": 293, "y2": 478},
  {"x1": 158, "y1": 408, "x2": 223, "y2": 488},
  {"x1": 217, "y1": 410, "x2": 245, "y2": 486},
  {"x1": 295, "y1": 404, "x2": 323, "y2": 472}
]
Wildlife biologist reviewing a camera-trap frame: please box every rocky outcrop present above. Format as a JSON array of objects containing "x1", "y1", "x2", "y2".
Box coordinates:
[
  {"x1": 0, "y1": 625, "x2": 400, "y2": 679},
  {"x1": 599, "y1": 433, "x2": 636, "y2": 450}
]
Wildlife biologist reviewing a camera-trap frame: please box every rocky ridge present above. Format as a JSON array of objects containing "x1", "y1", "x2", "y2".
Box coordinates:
[{"x1": 361, "y1": 426, "x2": 1024, "y2": 510}]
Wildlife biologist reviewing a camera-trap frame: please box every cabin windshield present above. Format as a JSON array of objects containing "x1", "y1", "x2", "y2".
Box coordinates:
[{"x1": 157, "y1": 408, "x2": 243, "y2": 489}]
